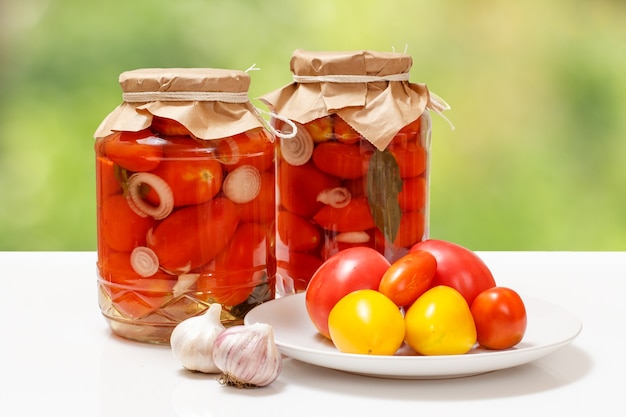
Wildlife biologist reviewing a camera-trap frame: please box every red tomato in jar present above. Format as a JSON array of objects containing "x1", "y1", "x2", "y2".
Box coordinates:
[
  {"x1": 96, "y1": 156, "x2": 122, "y2": 197},
  {"x1": 103, "y1": 130, "x2": 164, "y2": 172},
  {"x1": 151, "y1": 116, "x2": 193, "y2": 136},
  {"x1": 312, "y1": 141, "x2": 373, "y2": 179},
  {"x1": 389, "y1": 142, "x2": 427, "y2": 178},
  {"x1": 397, "y1": 176, "x2": 427, "y2": 211},
  {"x1": 197, "y1": 222, "x2": 268, "y2": 306},
  {"x1": 471, "y1": 287, "x2": 527, "y2": 350},
  {"x1": 313, "y1": 196, "x2": 376, "y2": 232},
  {"x1": 278, "y1": 160, "x2": 341, "y2": 218},
  {"x1": 99, "y1": 251, "x2": 176, "y2": 319},
  {"x1": 277, "y1": 250, "x2": 324, "y2": 292},
  {"x1": 305, "y1": 247, "x2": 391, "y2": 339},
  {"x1": 100, "y1": 194, "x2": 156, "y2": 252},
  {"x1": 393, "y1": 210, "x2": 426, "y2": 248},
  {"x1": 333, "y1": 115, "x2": 362, "y2": 145},
  {"x1": 215, "y1": 128, "x2": 274, "y2": 173},
  {"x1": 238, "y1": 170, "x2": 275, "y2": 224},
  {"x1": 148, "y1": 197, "x2": 240, "y2": 273},
  {"x1": 147, "y1": 158, "x2": 223, "y2": 207},
  {"x1": 277, "y1": 210, "x2": 321, "y2": 251},
  {"x1": 410, "y1": 239, "x2": 496, "y2": 305},
  {"x1": 378, "y1": 250, "x2": 437, "y2": 307}
]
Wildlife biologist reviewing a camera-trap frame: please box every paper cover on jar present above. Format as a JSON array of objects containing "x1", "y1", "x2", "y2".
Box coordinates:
[
  {"x1": 259, "y1": 50, "x2": 449, "y2": 151},
  {"x1": 94, "y1": 68, "x2": 266, "y2": 140}
]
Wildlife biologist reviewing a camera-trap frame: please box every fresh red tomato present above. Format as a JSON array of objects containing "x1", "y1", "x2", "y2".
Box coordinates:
[
  {"x1": 471, "y1": 287, "x2": 527, "y2": 350},
  {"x1": 305, "y1": 247, "x2": 391, "y2": 339},
  {"x1": 378, "y1": 250, "x2": 437, "y2": 307},
  {"x1": 410, "y1": 239, "x2": 496, "y2": 305}
]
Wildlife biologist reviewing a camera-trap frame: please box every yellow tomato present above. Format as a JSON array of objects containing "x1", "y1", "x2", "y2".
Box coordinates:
[
  {"x1": 328, "y1": 290, "x2": 405, "y2": 355},
  {"x1": 404, "y1": 285, "x2": 477, "y2": 355}
]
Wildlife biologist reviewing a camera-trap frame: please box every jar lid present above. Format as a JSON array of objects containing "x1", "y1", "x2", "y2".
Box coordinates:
[
  {"x1": 119, "y1": 68, "x2": 251, "y2": 98},
  {"x1": 290, "y1": 49, "x2": 412, "y2": 80},
  {"x1": 94, "y1": 68, "x2": 266, "y2": 140},
  {"x1": 261, "y1": 50, "x2": 448, "y2": 150}
]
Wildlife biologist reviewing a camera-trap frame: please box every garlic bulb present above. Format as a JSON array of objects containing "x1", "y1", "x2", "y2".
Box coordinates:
[
  {"x1": 170, "y1": 303, "x2": 225, "y2": 373},
  {"x1": 212, "y1": 322, "x2": 282, "y2": 388}
]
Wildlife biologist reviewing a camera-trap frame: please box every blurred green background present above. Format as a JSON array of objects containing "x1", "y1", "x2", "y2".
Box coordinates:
[{"x1": 1, "y1": 0, "x2": 625, "y2": 251}]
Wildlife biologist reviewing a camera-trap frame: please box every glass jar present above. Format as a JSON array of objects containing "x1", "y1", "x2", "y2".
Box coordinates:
[
  {"x1": 94, "y1": 68, "x2": 276, "y2": 344},
  {"x1": 261, "y1": 50, "x2": 449, "y2": 294}
]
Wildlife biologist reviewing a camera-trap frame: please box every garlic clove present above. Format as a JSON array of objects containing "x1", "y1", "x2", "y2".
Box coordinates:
[
  {"x1": 212, "y1": 322, "x2": 282, "y2": 388},
  {"x1": 170, "y1": 303, "x2": 225, "y2": 373}
]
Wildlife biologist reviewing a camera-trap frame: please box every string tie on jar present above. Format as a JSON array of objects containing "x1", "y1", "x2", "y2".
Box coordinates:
[
  {"x1": 122, "y1": 91, "x2": 251, "y2": 103},
  {"x1": 292, "y1": 73, "x2": 410, "y2": 83}
]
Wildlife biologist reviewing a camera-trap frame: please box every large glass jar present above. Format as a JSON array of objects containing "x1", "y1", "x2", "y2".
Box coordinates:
[
  {"x1": 261, "y1": 50, "x2": 449, "y2": 294},
  {"x1": 94, "y1": 68, "x2": 276, "y2": 344}
]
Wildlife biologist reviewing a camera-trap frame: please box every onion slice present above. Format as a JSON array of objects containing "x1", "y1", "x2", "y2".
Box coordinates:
[
  {"x1": 317, "y1": 187, "x2": 352, "y2": 208},
  {"x1": 126, "y1": 172, "x2": 174, "y2": 220},
  {"x1": 215, "y1": 137, "x2": 241, "y2": 166},
  {"x1": 173, "y1": 273, "x2": 200, "y2": 297},
  {"x1": 335, "y1": 231, "x2": 371, "y2": 244},
  {"x1": 280, "y1": 123, "x2": 314, "y2": 166},
  {"x1": 223, "y1": 165, "x2": 262, "y2": 204},
  {"x1": 130, "y1": 246, "x2": 160, "y2": 277}
]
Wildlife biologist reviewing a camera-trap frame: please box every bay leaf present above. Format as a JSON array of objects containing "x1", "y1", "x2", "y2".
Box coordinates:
[{"x1": 366, "y1": 149, "x2": 403, "y2": 243}]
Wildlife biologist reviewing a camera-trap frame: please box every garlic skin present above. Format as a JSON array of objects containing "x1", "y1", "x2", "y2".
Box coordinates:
[
  {"x1": 170, "y1": 303, "x2": 225, "y2": 373},
  {"x1": 212, "y1": 322, "x2": 282, "y2": 388}
]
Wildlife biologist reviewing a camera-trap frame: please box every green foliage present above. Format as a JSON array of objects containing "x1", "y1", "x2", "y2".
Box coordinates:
[{"x1": 1, "y1": 0, "x2": 625, "y2": 250}]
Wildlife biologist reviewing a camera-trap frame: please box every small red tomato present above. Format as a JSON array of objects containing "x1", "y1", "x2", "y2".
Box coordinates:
[
  {"x1": 305, "y1": 247, "x2": 390, "y2": 339},
  {"x1": 410, "y1": 239, "x2": 496, "y2": 305},
  {"x1": 312, "y1": 141, "x2": 372, "y2": 179},
  {"x1": 197, "y1": 222, "x2": 268, "y2": 306},
  {"x1": 471, "y1": 287, "x2": 527, "y2": 350},
  {"x1": 378, "y1": 250, "x2": 437, "y2": 307},
  {"x1": 147, "y1": 158, "x2": 223, "y2": 207},
  {"x1": 100, "y1": 194, "x2": 156, "y2": 252},
  {"x1": 277, "y1": 210, "x2": 321, "y2": 252},
  {"x1": 148, "y1": 197, "x2": 240, "y2": 273},
  {"x1": 103, "y1": 130, "x2": 163, "y2": 172}
]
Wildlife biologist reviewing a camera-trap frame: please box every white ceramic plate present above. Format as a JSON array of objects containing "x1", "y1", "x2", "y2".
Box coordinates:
[{"x1": 244, "y1": 292, "x2": 582, "y2": 379}]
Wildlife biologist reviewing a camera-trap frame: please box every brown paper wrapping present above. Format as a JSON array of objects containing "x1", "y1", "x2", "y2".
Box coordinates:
[
  {"x1": 260, "y1": 50, "x2": 448, "y2": 151},
  {"x1": 94, "y1": 68, "x2": 266, "y2": 140}
]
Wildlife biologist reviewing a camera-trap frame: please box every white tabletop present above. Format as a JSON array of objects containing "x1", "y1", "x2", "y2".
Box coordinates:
[{"x1": 1, "y1": 251, "x2": 623, "y2": 416}]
